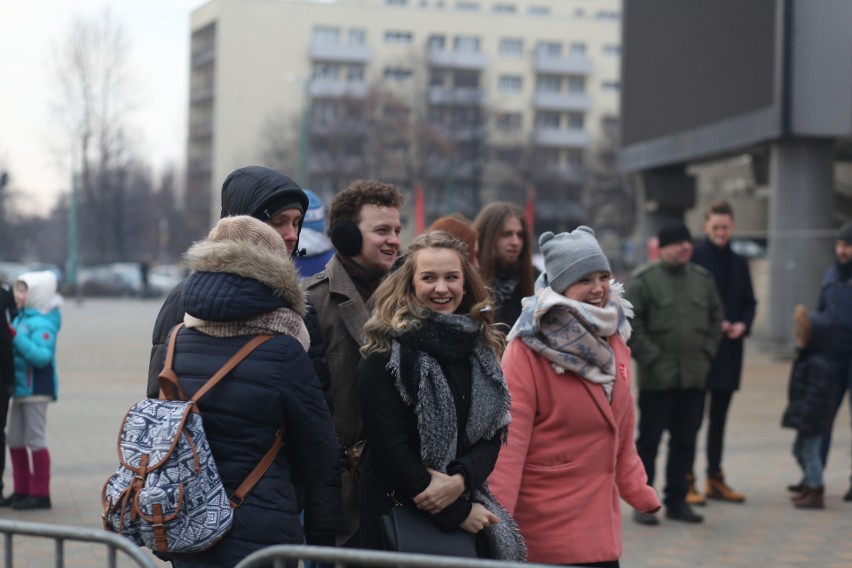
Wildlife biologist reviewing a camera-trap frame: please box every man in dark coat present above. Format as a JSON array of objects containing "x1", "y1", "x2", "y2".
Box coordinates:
[
  {"x1": 816, "y1": 220, "x2": 852, "y2": 501},
  {"x1": 686, "y1": 200, "x2": 756, "y2": 505},
  {"x1": 0, "y1": 281, "x2": 17, "y2": 500}
]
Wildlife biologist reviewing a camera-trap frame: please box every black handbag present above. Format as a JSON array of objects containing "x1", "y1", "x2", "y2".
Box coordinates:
[{"x1": 381, "y1": 502, "x2": 478, "y2": 558}]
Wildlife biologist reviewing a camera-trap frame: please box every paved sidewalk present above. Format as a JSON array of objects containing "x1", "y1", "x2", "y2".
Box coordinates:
[{"x1": 0, "y1": 299, "x2": 850, "y2": 567}]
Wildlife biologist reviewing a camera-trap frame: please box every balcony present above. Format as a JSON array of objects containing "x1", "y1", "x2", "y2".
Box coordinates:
[
  {"x1": 534, "y1": 53, "x2": 592, "y2": 75},
  {"x1": 428, "y1": 86, "x2": 485, "y2": 106},
  {"x1": 309, "y1": 78, "x2": 370, "y2": 99},
  {"x1": 533, "y1": 128, "x2": 591, "y2": 148},
  {"x1": 190, "y1": 85, "x2": 214, "y2": 103},
  {"x1": 539, "y1": 164, "x2": 585, "y2": 184},
  {"x1": 427, "y1": 49, "x2": 488, "y2": 70},
  {"x1": 191, "y1": 46, "x2": 215, "y2": 67},
  {"x1": 310, "y1": 41, "x2": 372, "y2": 63},
  {"x1": 533, "y1": 92, "x2": 590, "y2": 112}
]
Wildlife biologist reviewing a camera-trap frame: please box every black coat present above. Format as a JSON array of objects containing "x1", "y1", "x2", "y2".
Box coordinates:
[
  {"x1": 356, "y1": 351, "x2": 502, "y2": 551},
  {"x1": 164, "y1": 239, "x2": 338, "y2": 566},
  {"x1": 0, "y1": 284, "x2": 16, "y2": 397},
  {"x1": 781, "y1": 352, "x2": 834, "y2": 436},
  {"x1": 691, "y1": 238, "x2": 757, "y2": 390}
]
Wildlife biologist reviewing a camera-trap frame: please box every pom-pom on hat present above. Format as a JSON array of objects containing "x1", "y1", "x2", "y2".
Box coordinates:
[
  {"x1": 837, "y1": 220, "x2": 852, "y2": 244},
  {"x1": 539, "y1": 226, "x2": 611, "y2": 294},
  {"x1": 657, "y1": 220, "x2": 692, "y2": 248},
  {"x1": 302, "y1": 189, "x2": 327, "y2": 233}
]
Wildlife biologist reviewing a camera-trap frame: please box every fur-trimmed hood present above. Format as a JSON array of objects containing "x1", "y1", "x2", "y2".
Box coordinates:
[{"x1": 184, "y1": 237, "x2": 306, "y2": 320}]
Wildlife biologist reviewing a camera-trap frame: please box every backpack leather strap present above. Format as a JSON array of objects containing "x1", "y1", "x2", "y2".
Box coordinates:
[
  {"x1": 158, "y1": 323, "x2": 186, "y2": 400},
  {"x1": 189, "y1": 334, "x2": 273, "y2": 403},
  {"x1": 229, "y1": 426, "x2": 285, "y2": 508}
]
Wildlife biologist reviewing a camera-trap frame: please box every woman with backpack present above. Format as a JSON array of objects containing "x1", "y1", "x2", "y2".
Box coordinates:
[{"x1": 165, "y1": 216, "x2": 338, "y2": 567}]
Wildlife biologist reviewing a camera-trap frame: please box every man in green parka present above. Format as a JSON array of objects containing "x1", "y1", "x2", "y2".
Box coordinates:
[{"x1": 626, "y1": 220, "x2": 723, "y2": 526}]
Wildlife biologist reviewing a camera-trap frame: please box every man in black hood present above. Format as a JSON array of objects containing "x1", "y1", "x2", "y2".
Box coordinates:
[{"x1": 147, "y1": 165, "x2": 309, "y2": 396}]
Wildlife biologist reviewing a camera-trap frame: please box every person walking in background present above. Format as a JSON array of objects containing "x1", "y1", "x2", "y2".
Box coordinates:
[
  {"x1": 473, "y1": 202, "x2": 534, "y2": 331},
  {"x1": 686, "y1": 200, "x2": 756, "y2": 505},
  {"x1": 0, "y1": 279, "x2": 18, "y2": 502},
  {"x1": 161, "y1": 216, "x2": 338, "y2": 567},
  {"x1": 490, "y1": 227, "x2": 659, "y2": 567},
  {"x1": 296, "y1": 189, "x2": 336, "y2": 278},
  {"x1": 304, "y1": 179, "x2": 405, "y2": 548},
  {"x1": 356, "y1": 231, "x2": 525, "y2": 560},
  {"x1": 0, "y1": 271, "x2": 62, "y2": 510},
  {"x1": 781, "y1": 305, "x2": 835, "y2": 510},
  {"x1": 813, "y1": 220, "x2": 852, "y2": 501},
  {"x1": 625, "y1": 221, "x2": 723, "y2": 525},
  {"x1": 429, "y1": 213, "x2": 480, "y2": 268}
]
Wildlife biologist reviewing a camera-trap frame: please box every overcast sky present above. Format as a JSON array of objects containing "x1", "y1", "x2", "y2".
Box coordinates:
[{"x1": 0, "y1": 0, "x2": 206, "y2": 214}]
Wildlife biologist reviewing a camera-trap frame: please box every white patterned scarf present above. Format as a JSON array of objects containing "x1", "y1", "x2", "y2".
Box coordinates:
[{"x1": 507, "y1": 280, "x2": 633, "y2": 402}]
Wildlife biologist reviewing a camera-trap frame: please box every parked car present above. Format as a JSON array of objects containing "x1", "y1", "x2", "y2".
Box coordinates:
[
  {"x1": 0, "y1": 261, "x2": 29, "y2": 285},
  {"x1": 78, "y1": 263, "x2": 142, "y2": 297},
  {"x1": 147, "y1": 264, "x2": 185, "y2": 296}
]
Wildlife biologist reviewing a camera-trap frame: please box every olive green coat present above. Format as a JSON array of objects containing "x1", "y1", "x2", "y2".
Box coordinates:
[{"x1": 625, "y1": 261, "x2": 724, "y2": 391}]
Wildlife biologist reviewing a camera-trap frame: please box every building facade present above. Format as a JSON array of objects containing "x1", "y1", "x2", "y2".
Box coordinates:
[{"x1": 188, "y1": 0, "x2": 621, "y2": 234}]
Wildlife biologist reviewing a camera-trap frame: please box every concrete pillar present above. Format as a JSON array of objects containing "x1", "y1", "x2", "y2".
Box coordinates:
[
  {"x1": 767, "y1": 138, "x2": 835, "y2": 346},
  {"x1": 634, "y1": 167, "x2": 696, "y2": 264}
]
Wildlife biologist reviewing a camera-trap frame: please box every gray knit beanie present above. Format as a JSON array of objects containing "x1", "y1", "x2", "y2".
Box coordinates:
[{"x1": 540, "y1": 226, "x2": 611, "y2": 294}]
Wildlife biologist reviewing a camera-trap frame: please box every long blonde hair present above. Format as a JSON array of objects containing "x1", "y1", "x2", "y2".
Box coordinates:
[{"x1": 361, "y1": 231, "x2": 505, "y2": 357}]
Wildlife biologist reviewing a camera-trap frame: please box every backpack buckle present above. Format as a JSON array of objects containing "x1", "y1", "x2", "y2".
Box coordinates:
[{"x1": 229, "y1": 495, "x2": 245, "y2": 509}]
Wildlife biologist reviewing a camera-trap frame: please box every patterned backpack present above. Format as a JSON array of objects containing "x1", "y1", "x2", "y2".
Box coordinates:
[{"x1": 102, "y1": 324, "x2": 282, "y2": 554}]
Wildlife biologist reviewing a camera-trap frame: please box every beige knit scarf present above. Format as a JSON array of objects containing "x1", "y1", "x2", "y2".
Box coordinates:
[{"x1": 183, "y1": 307, "x2": 310, "y2": 351}]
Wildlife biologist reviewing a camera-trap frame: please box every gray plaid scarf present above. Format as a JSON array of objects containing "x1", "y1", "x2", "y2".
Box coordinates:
[{"x1": 508, "y1": 281, "x2": 632, "y2": 402}]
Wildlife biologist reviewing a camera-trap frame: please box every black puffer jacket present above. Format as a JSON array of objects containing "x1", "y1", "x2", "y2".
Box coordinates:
[
  {"x1": 781, "y1": 312, "x2": 835, "y2": 437},
  {"x1": 164, "y1": 235, "x2": 338, "y2": 567}
]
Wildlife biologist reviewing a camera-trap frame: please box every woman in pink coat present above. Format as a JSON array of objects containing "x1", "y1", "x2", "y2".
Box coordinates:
[{"x1": 489, "y1": 227, "x2": 660, "y2": 567}]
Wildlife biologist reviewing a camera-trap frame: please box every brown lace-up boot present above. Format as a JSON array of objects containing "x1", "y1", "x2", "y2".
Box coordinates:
[
  {"x1": 792, "y1": 485, "x2": 824, "y2": 509},
  {"x1": 706, "y1": 471, "x2": 745, "y2": 503},
  {"x1": 685, "y1": 473, "x2": 706, "y2": 506}
]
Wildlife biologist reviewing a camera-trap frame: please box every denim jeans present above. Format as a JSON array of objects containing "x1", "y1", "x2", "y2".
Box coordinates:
[{"x1": 793, "y1": 433, "x2": 824, "y2": 487}]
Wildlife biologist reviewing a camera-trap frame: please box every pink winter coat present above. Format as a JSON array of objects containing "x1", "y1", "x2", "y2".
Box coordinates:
[{"x1": 489, "y1": 335, "x2": 660, "y2": 565}]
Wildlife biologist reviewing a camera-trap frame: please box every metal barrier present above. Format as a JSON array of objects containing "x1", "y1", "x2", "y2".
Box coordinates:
[
  {"x1": 235, "y1": 544, "x2": 552, "y2": 568},
  {"x1": 0, "y1": 518, "x2": 156, "y2": 568}
]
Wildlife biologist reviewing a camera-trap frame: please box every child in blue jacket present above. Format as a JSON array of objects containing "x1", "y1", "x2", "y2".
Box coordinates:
[{"x1": 0, "y1": 270, "x2": 62, "y2": 510}]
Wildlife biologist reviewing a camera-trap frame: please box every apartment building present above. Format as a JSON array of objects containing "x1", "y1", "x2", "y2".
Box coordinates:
[{"x1": 188, "y1": 0, "x2": 622, "y2": 234}]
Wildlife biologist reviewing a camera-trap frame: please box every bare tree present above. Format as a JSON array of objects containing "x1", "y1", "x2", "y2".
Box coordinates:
[{"x1": 50, "y1": 8, "x2": 143, "y2": 264}]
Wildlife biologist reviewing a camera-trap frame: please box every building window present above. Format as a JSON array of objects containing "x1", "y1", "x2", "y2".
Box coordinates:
[
  {"x1": 456, "y1": 1, "x2": 479, "y2": 11},
  {"x1": 453, "y1": 70, "x2": 479, "y2": 88},
  {"x1": 496, "y1": 112, "x2": 522, "y2": 132},
  {"x1": 454, "y1": 35, "x2": 480, "y2": 52},
  {"x1": 536, "y1": 75, "x2": 561, "y2": 93},
  {"x1": 570, "y1": 42, "x2": 586, "y2": 56},
  {"x1": 567, "y1": 76, "x2": 586, "y2": 94},
  {"x1": 312, "y1": 100, "x2": 336, "y2": 123},
  {"x1": 385, "y1": 31, "x2": 413, "y2": 44},
  {"x1": 498, "y1": 75, "x2": 522, "y2": 94},
  {"x1": 537, "y1": 41, "x2": 561, "y2": 57},
  {"x1": 347, "y1": 66, "x2": 365, "y2": 82},
  {"x1": 567, "y1": 113, "x2": 585, "y2": 130},
  {"x1": 536, "y1": 112, "x2": 560, "y2": 129},
  {"x1": 499, "y1": 38, "x2": 523, "y2": 57},
  {"x1": 349, "y1": 28, "x2": 366, "y2": 45},
  {"x1": 384, "y1": 67, "x2": 413, "y2": 80},
  {"x1": 596, "y1": 10, "x2": 619, "y2": 20},
  {"x1": 601, "y1": 80, "x2": 620, "y2": 92},
  {"x1": 567, "y1": 150, "x2": 584, "y2": 166},
  {"x1": 313, "y1": 26, "x2": 341, "y2": 44},
  {"x1": 428, "y1": 34, "x2": 446, "y2": 51},
  {"x1": 493, "y1": 3, "x2": 516, "y2": 13},
  {"x1": 603, "y1": 44, "x2": 620, "y2": 56},
  {"x1": 528, "y1": 5, "x2": 550, "y2": 16},
  {"x1": 312, "y1": 63, "x2": 340, "y2": 79},
  {"x1": 430, "y1": 69, "x2": 446, "y2": 86}
]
